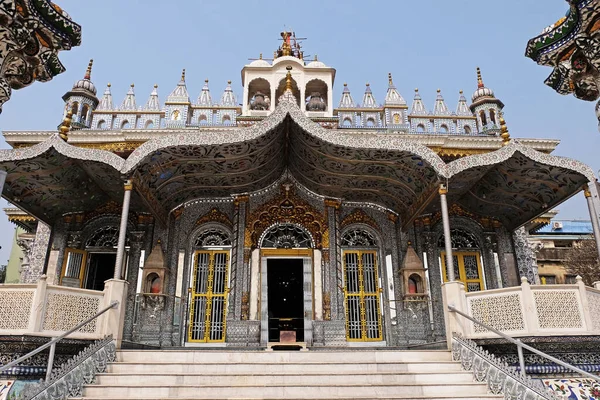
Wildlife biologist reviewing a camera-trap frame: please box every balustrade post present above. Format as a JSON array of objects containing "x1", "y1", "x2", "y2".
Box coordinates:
[
  {"x1": 584, "y1": 185, "x2": 600, "y2": 261},
  {"x1": 102, "y1": 279, "x2": 129, "y2": 348},
  {"x1": 576, "y1": 276, "x2": 593, "y2": 332},
  {"x1": 594, "y1": 281, "x2": 600, "y2": 290},
  {"x1": 519, "y1": 277, "x2": 538, "y2": 334},
  {"x1": 441, "y1": 280, "x2": 467, "y2": 349},
  {"x1": 28, "y1": 274, "x2": 48, "y2": 332},
  {"x1": 114, "y1": 180, "x2": 133, "y2": 280},
  {"x1": 439, "y1": 184, "x2": 455, "y2": 281}
]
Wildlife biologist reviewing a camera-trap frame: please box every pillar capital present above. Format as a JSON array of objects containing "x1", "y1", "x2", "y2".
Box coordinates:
[
  {"x1": 438, "y1": 183, "x2": 448, "y2": 196},
  {"x1": 583, "y1": 184, "x2": 592, "y2": 198},
  {"x1": 124, "y1": 179, "x2": 133, "y2": 191}
]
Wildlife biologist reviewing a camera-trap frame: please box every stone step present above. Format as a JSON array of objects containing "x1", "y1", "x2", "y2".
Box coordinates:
[
  {"x1": 83, "y1": 383, "x2": 493, "y2": 398},
  {"x1": 96, "y1": 371, "x2": 476, "y2": 386},
  {"x1": 108, "y1": 360, "x2": 463, "y2": 374},
  {"x1": 116, "y1": 349, "x2": 451, "y2": 363}
]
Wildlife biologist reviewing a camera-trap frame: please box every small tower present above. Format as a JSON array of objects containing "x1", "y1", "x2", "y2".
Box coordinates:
[
  {"x1": 409, "y1": 88, "x2": 429, "y2": 132},
  {"x1": 61, "y1": 59, "x2": 99, "y2": 129},
  {"x1": 115, "y1": 84, "x2": 137, "y2": 130},
  {"x1": 432, "y1": 89, "x2": 451, "y2": 133},
  {"x1": 193, "y1": 79, "x2": 213, "y2": 125},
  {"x1": 139, "y1": 84, "x2": 161, "y2": 129},
  {"x1": 455, "y1": 90, "x2": 476, "y2": 134},
  {"x1": 165, "y1": 69, "x2": 192, "y2": 128},
  {"x1": 383, "y1": 73, "x2": 407, "y2": 129},
  {"x1": 336, "y1": 83, "x2": 357, "y2": 128},
  {"x1": 470, "y1": 67, "x2": 504, "y2": 135},
  {"x1": 360, "y1": 83, "x2": 380, "y2": 128},
  {"x1": 91, "y1": 83, "x2": 114, "y2": 129},
  {"x1": 219, "y1": 80, "x2": 238, "y2": 125}
]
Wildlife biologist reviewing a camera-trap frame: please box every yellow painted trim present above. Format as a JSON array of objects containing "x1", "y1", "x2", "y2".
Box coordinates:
[
  {"x1": 260, "y1": 248, "x2": 313, "y2": 257},
  {"x1": 441, "y1": 251, "x2": 484, "y2": 292},
  {"x1": 60, "y1": 248, "x2": 88, "y2": 288}
]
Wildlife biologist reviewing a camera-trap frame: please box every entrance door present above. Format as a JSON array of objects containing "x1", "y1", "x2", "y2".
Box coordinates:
[
  {"x1": 441, "y1": 251, "x2": 484, "y2": 292},
  {"x1": 84, "y1": 253, "x2": 117, "y2": 290},
  {"x1": 267, "y1": 259, "x2": 304, "y2": 342}
]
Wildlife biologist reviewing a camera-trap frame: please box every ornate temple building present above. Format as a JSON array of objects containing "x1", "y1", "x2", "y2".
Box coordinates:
[{"x1": 1, "y1": 32, "x2": 599, "y2": 349}]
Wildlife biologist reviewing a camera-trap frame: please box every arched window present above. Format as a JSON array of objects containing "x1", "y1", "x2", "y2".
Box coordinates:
[
  {"x1": 343, "y1": 118, "x2": 352, "y2": 127},
  {"x1": 260, "y1": 223, "x2": 313, "y2": 249},
  {"x1": 479, "y1": 110, "x2": 487, "y2": 126},
  {"x1": 97, "y1": 120, "x2": 106, "y2": 129},
  {"x1": 194, "y1": 227, "x2": 231, "y2": 247},
  {"x1": 416, "y1": 124, "x2": 425, "y2": 133},
  {"x1": 408, "y1": 274, "x2": 422, "y2": 294},
  {"x1": 342, "y1": 228, "x2": 377, "y2": 247},
  {"x1": 438, "y1": 228, "x2": 479, "y2": 250},
  {"x1": 86, "y1": 226, "x2": 120, "y2": 248},
  {"x1": 366, "y1": 118, "x2": 375, "y2": 127},
  {"x1": 71, "y1": 102, "x2": 79, "y2": 116},
  {"x1": 199, "y1": 114, "x2": 208, "y2": 125},
  {"x1": 222, "y1": 115, "x2": 231, "y2": 124},
  {"x1": 81, "y1": 104, "x2": 90, "y2": 122},
  {"x1": 489, "y1": 109, "x2": 496, "y2": 124},
  {"x1": 121, "y1": 120, "x2": 130, "y2": 129},
  {"x1": 464, "y1": 125, "x2": 472, "y2": 134},
  {"x1": 438, "y1": 228, "x2": 483, "y2": 292},
  {"x1": 439, "y1": 124, "x2": 449, "y2": 133}
]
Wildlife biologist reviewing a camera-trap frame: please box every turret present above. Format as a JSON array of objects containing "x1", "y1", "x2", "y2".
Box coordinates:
[
  {"x1": 61, "y1": 59, "x2": 99, "y2": 129},
  {"x1": 470, "y1": 67, "x2": 504, "y2": 135},
  {"x1": 409, "y1": 88, "x2": 429, "y2": 132},
  {"x1": 114, "y1": 84, "x2": 137, "y2": 129},
  {"x1": 360, "y1": 83, "x2": 381, "y2": 128},
  {"x1": 165, "y1": 69, "x2": 192, "y2": 128},
  {"x1": 383, "y1": 73, "x2": 407, "y2": 129}
]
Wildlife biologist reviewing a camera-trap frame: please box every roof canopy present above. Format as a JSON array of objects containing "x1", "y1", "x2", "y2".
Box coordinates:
[{"x1": 0, "y1": 98, "x2": 594, "y2": 230}]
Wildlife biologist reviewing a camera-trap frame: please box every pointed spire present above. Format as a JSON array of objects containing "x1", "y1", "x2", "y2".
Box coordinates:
[
  {"x1": 433, "y1": 89, "x2": 450, "y2": 115},
  {"x1": 143, "y1": 84, "x2": 160, "y2": 111},
  {"x1": 59, "y1": 111, "x2": 73, "y2": 141},
  {"x1": 384, "y1": 73, "x2": 406, "y2": 106},
  {"x1": 410, "y1": 88, "x2": 427, "y2": 115},
  {"x1": 220, "y1": 80, "x2": 237, "y2": 107},
  {"x1": 456, "y1": 90, "x2": 471, "y2": 116},
  {"x1": 338, "y1": 83, "x2": 356, "y2": 108},
  {"x1": 285, "y1": 67, "x2": 293, "y2": 92},
  {"x1": 84, "y1": 59, "x2": 93, "y2": 80},
  {"x1": 362, "y1": 83, "x2": 377, "y2": 108},
  {"x1": 167, "y1": 68, "x2": 191, "y2": 103},
  {"x1": 500, "y1": 112, "x2": 510, "y2": 145},
  {"x1": 477, "y1": 67, "x2": 484, "y2": 88},
  {"x1": 96, "y1": 83, "x2": 113, "y2": 111},
  {"x1": 197, "y1": 79, "x2": 213, "y2": 107},
  {"x1": 120, "y1": 83, "x2": 137, "y2": 111}
]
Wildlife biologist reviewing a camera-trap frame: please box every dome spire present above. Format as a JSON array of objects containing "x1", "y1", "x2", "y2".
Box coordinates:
[
  {"x1": 181, "y1": 68, "x2": 186, "y2": 82},
  {"x1": 84, "y1": 59, "x2": 93, "y2": 80},
  {"x1": 59, "y1": 111, "x2": 73, "y2": 141},
  {"x1": 476, "y1": 67, "x2": 484, "y2": 88}
]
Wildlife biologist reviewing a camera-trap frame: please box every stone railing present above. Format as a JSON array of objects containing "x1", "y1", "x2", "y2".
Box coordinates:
[
  {"x1": 0, "y1": 276, "x2": 113, "y2": 340},
  {"x1": 442, "y1": 277, "x2": 600, "y2": 342}
]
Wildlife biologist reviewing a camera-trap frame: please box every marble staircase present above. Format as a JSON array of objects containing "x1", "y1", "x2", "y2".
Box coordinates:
[{"x1": 76, "y1": 349, "x2": 503, "y2": 399}]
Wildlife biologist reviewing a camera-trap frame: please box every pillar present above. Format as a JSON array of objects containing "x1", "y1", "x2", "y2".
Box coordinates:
[
  {"x1": 114, "y1": 180, "x2": 133, "y2": 280},
  {"x1": 584, "y1": 185, "x2": 600, "y2": 261},
  {"x1": 0, "y1": 170, "x2": 6, "y2": 195},
  {"x1": 439, "y1": 184, "x2": 455, "y2": 281},
  {"x1": 122, "y1": 231, "x2": 146, "y2": 342}
]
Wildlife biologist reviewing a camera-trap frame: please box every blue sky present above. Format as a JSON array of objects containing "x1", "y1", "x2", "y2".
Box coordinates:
[{"x1": 1, "y1": 0, "x2": 599, "y2": 265}]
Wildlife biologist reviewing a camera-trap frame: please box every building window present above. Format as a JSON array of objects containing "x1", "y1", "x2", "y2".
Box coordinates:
[
  {"x1": 489, "y1": 109, "x2": 496, "y2": 124},
  {"x1": 480, "y1": 110, "x2": 487, "y2": 126},
  {"x1": 342, "y1": 118, "x2": 352, "y2": 127},
  {"x1": 439, "y1": 124, "x2": 449, "y2": 133},
  {"x1": 464, "y1": 125, "x2": 472, "y2": 134},
  {"x1": 145, "y1": 120, "x2": 154, "y2": 129},
  {"x1": 540, "y1": 275, "x2": 557, "y2": 285},
  {"x1": 121, "y1": 120, "x2": 130, "y2": 129},
  {"x1": 260, "y1": 223, "x2": 313, "y2": 249},
  {"x1": 565, "y1": 275, "x2": 577, "y2": 284},
  {"x1": 416, "y1": 124, "x2": 425, "y2": 133},
  {"x1": 97, "y1": 120, "x2": 106, "y2": 129}
]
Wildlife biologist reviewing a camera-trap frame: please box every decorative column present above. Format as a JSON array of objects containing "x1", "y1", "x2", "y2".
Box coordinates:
[
  {"x1": 122, "y1": 231, "x2": 146, "y2": 342},
  {"x1": 114, "y1": 180, "x2": 133, "y2": 280},
  {"x1": 439, "y1": 184, "x2": 455, "y2": 281},
  {"x1": 231, "y1": 195, "x2": 248, "y2": 320},
  {"x1": 584, "y1": 185, "x2": 600, "y2": 260}
]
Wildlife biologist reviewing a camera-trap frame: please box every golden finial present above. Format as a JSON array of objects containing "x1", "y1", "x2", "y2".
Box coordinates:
[
  {"x1": 285, "y1": 66, "x2": 293, "y2": 91},
  {"x1": 415, "y1": 88, "x2": 419, "y2": 92},
  {"x1": 130, "y1": 83, "x2": 134, "y2": 88},
  {"x1": 259, "y1": 53, "x2": 263, "y2": 60},
  {"x1": 181, "y1": 68, "x2": 186, "y2": 82},
  {"x1": 84, "y1": 59, "x2": 93, "y2": 80},
  {"x1": 437, "y1": 88, "x2": 441, "y2": 93},
  {"x1": 107, "y1": 83, "x2": 111, "y2": 88},
  {"x1": 59, "y1": 110, "x2": 73, "y2": 141},
  {"x1": 314, "y1": 54, "x2": 318, "y2": 61},
  {"x1": 344, "y1": 82, "x2": 347, "y2": 87},
  {"x1": 154, "y1": 84, "x2": 158, "y2": 89},
  {"x1": 476, "y1": 67, "x2": 484, "y2": 88},
  {"x1": 205, "y1": 79, "x2": 209, "y2": 84},
  {"x1": 459, "y1": 90, "x2": 463, "y2": 94},
  {"x1": 366, "y1": 82, "x2": 370, "y2": 87},
  {"x1": 388, "y1": 73, "x2": 393, "y2": 85},
  {"x1": 227, "y1": 80, "x2": 231, "y2": 85},
  {"x1": 499, "y1": 112, "x2": 510, "y2": 145}
]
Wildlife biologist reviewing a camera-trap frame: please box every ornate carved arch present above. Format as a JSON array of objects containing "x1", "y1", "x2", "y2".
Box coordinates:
[
  {"x1": 341, "y1": 208, "x2": 380, "y2": 232},
  {"x1": 244, "y1": 185, "x2": 327, "y2": 249},
  {"x1": 195, "y1": 207, "x2": 232, "y2": 229}
]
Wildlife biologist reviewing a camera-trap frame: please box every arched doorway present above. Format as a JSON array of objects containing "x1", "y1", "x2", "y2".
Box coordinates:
[
  {"x1": 187, "y1": 226, "x2": 232, "y2": 343},
  {"x1": 341, "y1": 227, "x2": 383, "y2": 341},
  {"x1": 258, "y1": 223, "x2": 314, "y2": 346},
  {"x1": 438, "y1": 228, "x2": 485, "y2": 292}
]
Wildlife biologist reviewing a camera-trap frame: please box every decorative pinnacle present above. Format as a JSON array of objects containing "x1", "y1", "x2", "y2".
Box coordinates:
[
  {"x1": 459, "y1": 90, "x2": 463, "y2": 94},
  {"x1": 388, "y1": 73, "x2": 393, "y2": 85},
  {"x1": 499, "y1": 112, "x2": 510, "y2": 145},
  {"x1": 285, "y1": 66, "x2": 293, "y2": 91},
  {"x1": 107, "y1": 83, "x2": 111, "y2": 87},
  {"x1": 59, "y1": 110, "x2": 73, "y2": 141},
  {"x1": 314, "y1": 54, "x2": 318, "y2": 61},
  {"x1": 181, "y1": 68, "x2": 186, "y2": 82},
  {"x1": 477, "y1": 67, "x2": 484, "y2": 88},
  {"x1": 154, "y1": 84, "x2": 158, "y2": 88},
  {"x1": 415, "y1": 88, "x2": 418, "y2": 92},
  {"x1": 84, "y1": 59, "x2": 93, "y2": 80},
  {"x1": 259, "y1": 53, "x2": 263, "y2": 60},
  {"x1": 227, "y1": 80, "x2": 231, "y2": 85},
  {"x1": 130, "y1": 83, "x2": 134, "y2": 88},
  {"x1": 437, "y1": 88, "x2": 441, "y2": 93}
]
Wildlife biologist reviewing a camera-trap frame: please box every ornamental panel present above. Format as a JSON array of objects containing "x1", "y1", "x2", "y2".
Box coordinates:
[
  {"x1": 533, "y1": 289, "x2": 584, "y2": 330},
  {"x1": 468, "y1": 293, "x2": 525, "y2": 334},
  {"x1": 587, "y1": 290, "x2": 600, "y2": 332},
  {"x1": 42, "y1": 292, "x2": 101, "y2": 334},
  {"x1": 0, "y1": 289, "x2": 34, "y2": 330}
]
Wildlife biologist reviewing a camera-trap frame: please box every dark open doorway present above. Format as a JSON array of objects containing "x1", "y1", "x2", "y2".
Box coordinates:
[
  {"x1": 85, "y1": 253, "x2": 116, "y2": 291},
  {"x1": 267, "y1": 258, "x2": 304, "y2": 342}
]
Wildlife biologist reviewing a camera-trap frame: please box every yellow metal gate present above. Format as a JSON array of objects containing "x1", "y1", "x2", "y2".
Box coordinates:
[
  {"x1": 343, "y1": 250, "x2": 382, "y2": 341},
  {"x1": 188, "y1": 250, "x2": 229, "y2": 343}
]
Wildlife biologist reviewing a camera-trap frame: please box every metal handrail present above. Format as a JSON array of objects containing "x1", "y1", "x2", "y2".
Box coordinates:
[
  {"x1": 448, "y1": 305, "x2": 600, "y2": 381},
  {"x1": 0, "y1": 301, "x2": 118, "y2": 380}
]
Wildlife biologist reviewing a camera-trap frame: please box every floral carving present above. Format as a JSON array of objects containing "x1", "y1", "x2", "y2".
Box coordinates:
[
  {"x1": 341, "y1": 208, "x2": 379, "y2": 232},
  {"x1": 195, "y1": 207, "x2": 232, "y2": 229}
]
